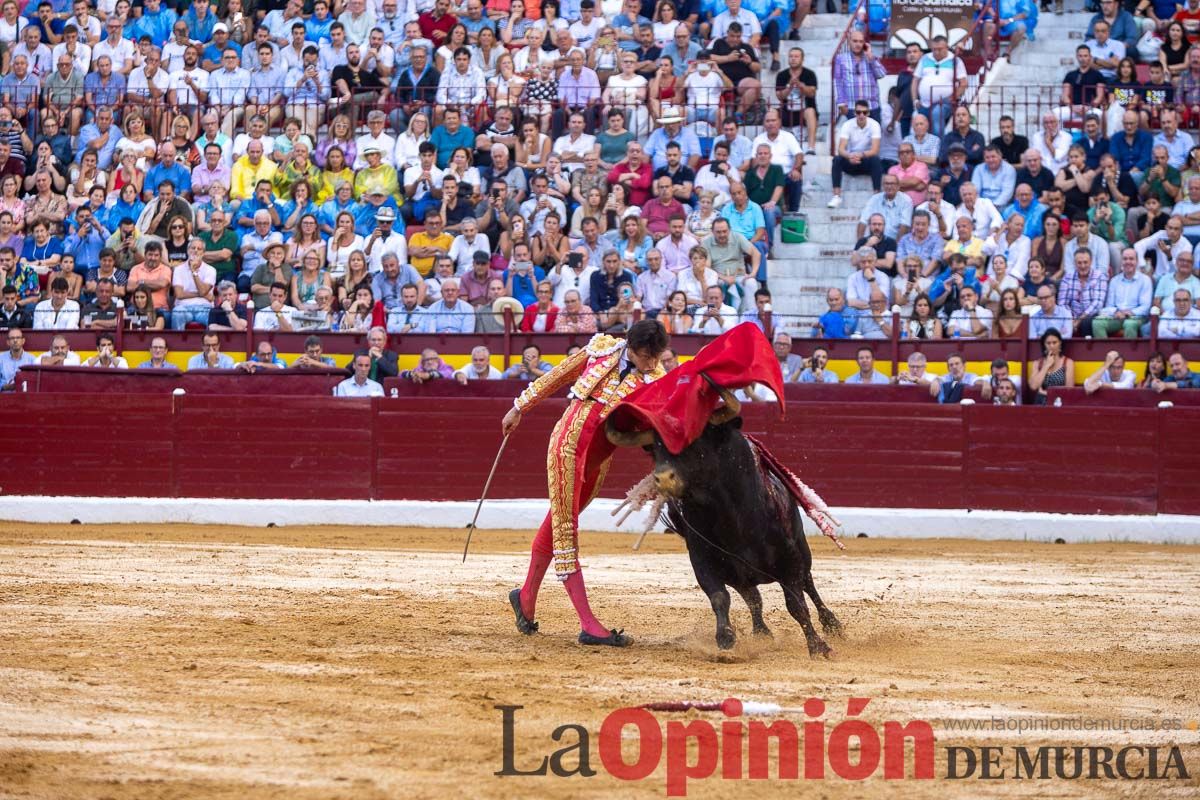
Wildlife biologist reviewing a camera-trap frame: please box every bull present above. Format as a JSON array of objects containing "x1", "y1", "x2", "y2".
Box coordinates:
[{"x1": 606, "y1": 382, "x2": 842, "y2": 657}]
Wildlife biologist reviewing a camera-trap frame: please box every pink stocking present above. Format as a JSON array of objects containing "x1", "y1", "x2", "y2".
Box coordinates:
[
  {"x1": 519, "y1": 515, "x2": 553, "y2": 619},
  {"x1": 563, "y1": 569, "x2": 609, "y2": 637}
]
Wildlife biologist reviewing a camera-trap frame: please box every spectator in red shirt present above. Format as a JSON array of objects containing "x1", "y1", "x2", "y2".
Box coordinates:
[
  {"x1": 1175, "y1": 0, "x2": 1200, "y2": 44},
  {"x1": 605, "y1": 141, "x2": 654, "y2": 207},
  {"x1": 641, "y1": 175, "x2": 686, "y2": 240},
  {"x1": 419, "y1": 0, "x2": 458, "y2": 49},
  {"x1": 519, "y1": 280, "x2": 559, "y2": 332}
]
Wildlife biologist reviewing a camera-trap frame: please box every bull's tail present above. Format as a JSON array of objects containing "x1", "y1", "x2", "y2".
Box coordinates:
[{"x1": 744, "y1": 434, "x2": 846, "y2": 551}]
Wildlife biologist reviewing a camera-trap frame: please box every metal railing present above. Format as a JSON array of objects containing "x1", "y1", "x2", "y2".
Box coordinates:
[
  {"x1": 968, "y1": 83, "x2": 1189, "y2": 143},
  {"x1": 957, "y1": 0, "x2": 1002, "y2": 109}
]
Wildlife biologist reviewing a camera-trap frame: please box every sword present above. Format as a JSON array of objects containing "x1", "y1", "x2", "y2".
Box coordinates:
[{"x1": 462, "y1": 433, "x2": 510, "y2": 563}]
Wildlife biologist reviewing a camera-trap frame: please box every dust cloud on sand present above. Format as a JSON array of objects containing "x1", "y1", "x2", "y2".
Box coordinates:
[{"x1": 0, "y1": 523, "x2": 1197, "y2": 799}]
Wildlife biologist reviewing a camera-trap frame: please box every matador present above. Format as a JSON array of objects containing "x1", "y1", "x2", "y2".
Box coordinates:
[{"x1": 501, "y1": 319, "x2": 669, "y2": 647}]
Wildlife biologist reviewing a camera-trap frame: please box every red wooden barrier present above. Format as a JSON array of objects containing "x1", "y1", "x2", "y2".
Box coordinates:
[
  {"x1": 747, "y1": 403, "x2": 966, "y2": 508},
  {"x1": 372, "y1": 398, "x2": 654, "y2": 502},
  {"x1": 1157, "y1": 408, "x2": 1200, "y2": 516},
  {"x1": 18, "y1": 365, "x2": 350, "y2": 396},
  {"x1": 1, "y1": 395, "x2": 1197, "y2": 518},
  {"x1": 964, "y1": 405, "x2": 1159, "y2": 515},
  {"x1": 1047, "y1": 387, "x2": 1200, "y2": 407},
  {"x1": 780, "y1": 384, "x2": 936, "y2": 403},
  {"x1": 0, "y1": 394, "x2": 174, "y2": 497},
  {"x1": 172, "y1": 395, "x2": 375, "y2": 499}
]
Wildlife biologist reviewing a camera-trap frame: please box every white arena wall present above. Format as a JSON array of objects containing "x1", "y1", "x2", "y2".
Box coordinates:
[{"x1": 3, "y1": 497, "x2": 1199, "y2": 544}]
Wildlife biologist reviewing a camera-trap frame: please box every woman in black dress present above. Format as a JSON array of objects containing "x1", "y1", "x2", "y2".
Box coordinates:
[{"x1": 1029, "y1": 328, "x2": 1074, "y2": 405}]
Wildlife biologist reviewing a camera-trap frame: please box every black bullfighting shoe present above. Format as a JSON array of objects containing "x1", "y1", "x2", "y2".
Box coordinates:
[
  {"x1": 509, "y1": 588, "x2": 538, "y2": 635},
  {"x1": 578, "y1": 629, "x2": 632, "y2": 647}
]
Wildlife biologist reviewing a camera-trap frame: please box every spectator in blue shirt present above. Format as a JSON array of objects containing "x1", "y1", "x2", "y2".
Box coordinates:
[
  {"x1": 1086, "y1": 0, "x2": 1139, "y2": 52},
  {"x1": 143, "y1": 142, "x2": 192, "y2": 202},
  {"x1": 236, "y1": 179, "x2": 277, "y2": 232},
  {"x1": 75, "y1": 105, "x2": 119, "y2": 169},
  {"x1": 429, "y1": 107, "x2": 475, "y2": 168},
  {"x1": 1109, "y1": 109, "x2": 1153, "y2": 182},
  {"x1": 798, "y1": 346, "x2": 839, "y2": 382},
  {"x1": 928, "y1": 252, "x2": 982, "y2": 315},
  {"x1": 133, "y1": 0, "x2": 177, "y2": 47},
  {"x1": 420, "y1": 278, "x2": 476, "y2": 333},
  {"x1": 813, "y1": 286, "x2": 856, "y2": 338},
  {"x1": 502, "y1": 344, "x2": 554, "y2": 380},
  {"x1": 589, "y1": 249, "x2": 637, "y2": 312},
  {"x1": 62, "y1": 206, "x2": 108, "y2": 273},
  {"x1": 1074, "y1": 114, "x2": 1109, "y2": 169},
  {"x1": 971, "y1": 146, "x2": 1017, "y2": 208},
  {"x1": 1157, "y1": 353, "x2": 1200, "y2": 390},
  {"x1": 180, "y1": 0, "x2": 218, "y2": 45},
  {"x1": 305, "y1": 0, "x2": 335, "y2": 44},
  {"x1": 187, "y1": 332, "x2": 236, "y2": 370},
  {"x1": 845, "y1": 345, "x2": 890, "y2": 384},
  {"x1": 1003, "y1": 182, "x2": 1048, "y2": 239},
  {"x1": 503, "y1": 242, "x2": 546, "y2": 306}
]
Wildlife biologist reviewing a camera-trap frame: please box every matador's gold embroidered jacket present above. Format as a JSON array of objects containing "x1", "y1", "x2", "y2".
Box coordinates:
[{"x1": 513, "y1": 333, "x2": 666, "y2": 418}]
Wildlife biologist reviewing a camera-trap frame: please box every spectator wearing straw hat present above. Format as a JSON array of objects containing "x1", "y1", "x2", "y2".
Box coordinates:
[{"x1": 644, "y1": 114, "x2": 701, "y2": 172}]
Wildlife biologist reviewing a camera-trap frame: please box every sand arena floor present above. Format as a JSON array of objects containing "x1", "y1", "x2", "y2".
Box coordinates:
[{"x1": 0, "y1": 523, "x2": 1197, "y2": 799}]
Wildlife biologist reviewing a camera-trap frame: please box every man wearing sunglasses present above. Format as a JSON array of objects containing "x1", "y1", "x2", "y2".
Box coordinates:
[{"x1": 828, "y1": 99, "x2": 882, "y2": 208}]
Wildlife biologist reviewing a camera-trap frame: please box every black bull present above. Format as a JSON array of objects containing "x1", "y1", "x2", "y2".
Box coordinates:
[{"x1": 606, "y1": 385, "x2": 842, "y2": 656}]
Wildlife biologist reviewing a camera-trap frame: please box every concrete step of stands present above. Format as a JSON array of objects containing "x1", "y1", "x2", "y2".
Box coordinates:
[
  {"x1": 773, "y1": 256, "x2": 857, "y2": 282},
  {"x1": 801, "y1": 13, "x2": 856, "y2": 30},
  {"x1": 782, "y1": 219, "x2": 860, "y2": 245}
]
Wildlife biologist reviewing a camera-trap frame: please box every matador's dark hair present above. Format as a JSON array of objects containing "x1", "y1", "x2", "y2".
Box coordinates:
[{"x1": 626, "y1": 319, "x2": 669, "y2": 355}]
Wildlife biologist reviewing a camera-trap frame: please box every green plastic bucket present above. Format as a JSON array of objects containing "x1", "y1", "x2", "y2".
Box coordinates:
[{"x1": 781, "y1": 217, "x2": 808, "y2": 244}]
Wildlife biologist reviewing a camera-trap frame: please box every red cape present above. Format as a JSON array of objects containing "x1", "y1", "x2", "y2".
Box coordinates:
[{"x1": 612, "y1": 323, "x2": 785, "y2": 454}]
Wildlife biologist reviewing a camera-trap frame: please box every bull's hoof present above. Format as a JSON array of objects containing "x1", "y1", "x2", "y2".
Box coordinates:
[
  {"x1": 819, "y1": 611, "x2": 844, "y2": 638},
  {"x1": 579, "y1": 628, "x2": 632, "y2": 647},
  {"x1": 752, "y1": 624, "x2": 773, "y2": 639},
  {"x1": 509, "y1": 589, "x2": 538, "y2": 635},
  {"x1": 716, "y1": 626, "x2": 736, "y2": 650},
  {"x1": 807, "y1": 636, "x2": 833, "y2": 659}
]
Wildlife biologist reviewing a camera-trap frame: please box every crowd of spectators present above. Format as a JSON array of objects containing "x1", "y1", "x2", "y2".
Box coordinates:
[
  {"x1": 0, "y1": 0, "x2": 823, "y2": 350},
  {"x1": 0, "y1": 0, "x2": 1197, "y2": 406},
  {"x1": 762, "y1": 330, "x2": 1200, "y2": 405},
  {"x1": 823, "y1": 0, "x2": 1200, "y2": 345}
]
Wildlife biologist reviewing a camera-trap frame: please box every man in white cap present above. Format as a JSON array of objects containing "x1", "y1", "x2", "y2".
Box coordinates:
[
  {"x1": 644, "y1": 114, "x2": 702, "y2": 171},
  {"x1": 201, "y1": 23, "x2": 235, "y2": 71},
  {"x1": 364, "y1": 206, "x2": 409, "y2": 273}
]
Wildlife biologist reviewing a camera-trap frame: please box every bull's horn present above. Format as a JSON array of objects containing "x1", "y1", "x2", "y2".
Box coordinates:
[
  {"x1": 702, "y1": 374, "x2": 741, "y2": 426},
  {"x1": 605, "y1": 416, "x2": 655, "y2": 448}
]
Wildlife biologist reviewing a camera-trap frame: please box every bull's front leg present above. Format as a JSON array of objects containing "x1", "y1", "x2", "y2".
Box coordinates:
[
  {"x1": 692, "y1": 561, "x2": 736, "y2": 650},
  {"x1": 708, "y1": 588, "x2": 735, "y2": 650}
]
